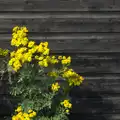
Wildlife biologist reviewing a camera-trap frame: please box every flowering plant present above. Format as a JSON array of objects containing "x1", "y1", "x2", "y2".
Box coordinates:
[{"x1": 5, "y1": 26, "x2": 84, "y2": 120}]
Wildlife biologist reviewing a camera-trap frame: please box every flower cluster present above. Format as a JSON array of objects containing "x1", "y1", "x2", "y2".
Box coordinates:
[
  {"x1": 0, "y1": 48, "x2": 9, "y2": 56},
  {"x1": 8, "y1": 26, "x2": 73, "y2": 72},
  {"x1": 9, "y1": 26, "x2": 68, "y2": 71},
  {"x1": 12, "y1": 106, "x2": 36, "y2": 120},
  {"x1": 9, "y1": 26, "x2": 51, "y2": 71},
  {"x1": 60, "y1": 56, "x2": 71, "y2": 65},
  {"x1": 62, "y1": 68, "x2": 84, "y2": 86},
  {"x1": 60, "y1": 100, "x2": 72, "y2": 114},
  {"x1": 11, "y1": 26, "x2": 28, "y2": 47}
]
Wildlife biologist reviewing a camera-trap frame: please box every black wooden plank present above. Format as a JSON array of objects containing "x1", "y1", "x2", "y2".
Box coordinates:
[
  {"x1": 1, "y1": 19, "x2": 120, "y2": 33},
  {"x1": 1, "y1": 0, "x2": 120, "y2": 12},
  {"x1": 1, "y1": 33, "x2": 120, "y2": 52},
  {"x1": 1, "y1": 12, "x2": 120, "y2": 20},
  {"x1": 0, "y1": 12, "x2": 120, "y2": 33},
  {"x1": 0, "y1": 0, "x2": 24, "y2": 11},
  {"x1": 71, "y1": 97, "x2": 120, "y2": 114},
  {"x1": 23, "y1": 0, "x2": 119, "y2": 12},
  {"x1": 76, "y1": 75, "x2": 120, "y2": 93},
  {"x1": 69, "y1": 113, "x2": 120, "y2": 120}
]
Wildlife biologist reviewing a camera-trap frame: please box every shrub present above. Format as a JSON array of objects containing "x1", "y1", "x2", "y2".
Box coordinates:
[{"x1": 3, "y1": 26, "x2": 84, "y2": 120}]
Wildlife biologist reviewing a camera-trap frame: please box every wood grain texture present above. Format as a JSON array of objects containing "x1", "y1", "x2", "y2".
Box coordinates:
[
  {"x1": 23, "y1": 0, "x2": 120, "y2": 12},
  {"x1": 1, "y1": 0, "x2": 120, "y2": 12},
  {"x1": 0, "y1": 0, "x2": 24, "y2": 11},
  {"x1": 1, "y1": 18, "x2": 120, "y2": 33},
  {"x1": 1, "y1": 33, "x2": 120, "y2": 52},
  {"x1": 69, "y1": 113, "x2": 120, "y2": 120},
  {"x1": 0, "y1": 0, "x2": 120, "y2": 119},
  {"x1": 1, "y1": 12, "x2": 120, "y2": 19},
  {"x1": 1, "y1": 12, "x2": 120, "y2": 33}
]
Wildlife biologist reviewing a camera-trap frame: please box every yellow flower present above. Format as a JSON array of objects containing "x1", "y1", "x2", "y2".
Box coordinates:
[
  {"x1": 51, "y1": 82, "x2": 60, "y2": 92},
  {"x1": 12, "y1": 115, "x2": 16, "y2": 120},
  {"x1": 22, "y1": 26, "x2": 28, "y2": 32},
  {"x1": 23, "y1": 53, "x2": 32, "y2": 62},
  {"x1": 15, "y1": 106, "x2": 22, "y2": 112},
  {"x1": 13, "y1": 60, "x2": 21, "y2": 68},
  {"x1": 32, "y1": 111, "x2": 36, "y2": 116},
  {"x1": 49, "y1": 57, "x2": 59, "y2": 64},
  {"x1": 29, "y1": 113, "x2": 34, "y2": 118},
  {"x1": 28, "y1": 109, "x2": 33, "y2": 113},
  {"x1": 38, "y1": 56, "x2": 44, "y2": 60},
  {"x1": 63, "y1": 56, "x2": 66, "y2": 60},
  {"x1": 38, "y1": 61, "x2": 44, "y2": 66},
  {"x1": 65, "y1": 109, "x2": 69, "y2": 114},
  {"x1": 21, "y1": 40, "x2": 28, "y2": 46},
  {"x1": 8, "y1": 58, "x2": 16, "y2": 66},
  {"x1": 52, "y1": 56, "x2": 55, "y2": 59},
  {"x1": 25, "y1": 117, "x2": 30, "y2": 120},
  {"x1": 23, "y1": 112, "x2": 29, "y2": 117},
  {"x1": 28, "y1": 41, "x2": 35, "y2": 48},
  {"x1": 0, "y1": 48, "x2": 9, "y2": 56},
  {"x1": 27, "y1": 56, "x2": 32, "y2": 62},
  {"x1": 58, "y1": 56, "x2": 62, "y2": 60},
  {"x1": 43, "y1": 42, "x2": 48, "y2": 47},
  {"x1": 28, "y1": 47, "x2": 37, "y2": 54},
  {"x1": 16, "y1": 53, "x2": 23, "y2": 60},
  {"x1": 35, "y1": 55, "x2": 39, "y2": 60},
  {"x1": 44, "y1": 61, "x2": 48, "y2": 67},
  {"x1": 68, "y1": 103, "x2": 72, "y2": 108},
  {"x1": 10, "y1": 51, "x2": 15, "y2": 57},
  {"x1": 13, "y1": 26, "x2": 19, "y2": 32},
  {"x1": 38, "y1": 59, "x2": 48, "y2": 67},
  {"x1": 23, "y1": 37, "x2": 29, "y2": 42},
  {"x1": 37, "y1": 44, "x2": 43, "y2": 53},
  {"x1": 43, "y1": 48, "x2": 50, "y2": 55},
  {"x1": 79, "y1": 76, "x2": 84, "y2": 81},
  {"x1": 18, "y1": 111, "x2": 23, "y2": 116},
  {"x1": 61, "y1": 56, "x2": 71, "y2": 65},
  {"x1": 48, "y1": 71, "x2": 58, "y2": 78},
  {"x1": 61, "y1": 68, "x2": 84, "y2": 86},
  {"x1": 61, "y1": 59, "x2": 67, "y2": 64},
  {"x1": 61, "y1": 100, "x2": 72, "y2": 109},
  {"x1": 29, "y1": 111, "x2": 36, "y2": 118}
]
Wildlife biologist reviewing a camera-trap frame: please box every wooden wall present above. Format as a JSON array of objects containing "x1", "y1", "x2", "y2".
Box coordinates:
[{"x1": 1, "y1": 0, "x2": 120, "y2": 119}]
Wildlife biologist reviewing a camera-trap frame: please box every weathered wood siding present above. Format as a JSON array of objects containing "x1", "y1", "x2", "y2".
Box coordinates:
[{"x1": 0, "y1": 0, "x2": 120, "y2": 119}]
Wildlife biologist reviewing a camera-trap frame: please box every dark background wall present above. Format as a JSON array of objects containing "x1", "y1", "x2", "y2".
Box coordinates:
[{"x1": 0, "y1": 0, "x2": 120, "y2": 120}]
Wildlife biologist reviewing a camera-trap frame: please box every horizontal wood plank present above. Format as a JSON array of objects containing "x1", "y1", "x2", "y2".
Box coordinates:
[
  {"x1": 1, "y1": 0, "x2": 120, "y2": 12},
  {"x1": 69, "y1": 113, "x2": 120, "y2": 120},
  {"x1": 72, "y1": 75, "x2": 120, "y2": 93},
  {"x1": 1, "y1": 12, "x2": 120, "y2": 33},
  {"x1": 71, "y1": 96, "x2": 120, "y2": 114},
  {"x1": 23, "y1": 0, "x2": 120, "y2": 12},
  {"x1": 1, "y1": 33, "x2": 120, "y2": 52},
  {"x1": 0, "y1": 0, "x2": 24, "y2": 11},
  {"x1": 0, "y1": 12, "x2": 120, "y2": 20},
  {"x1": 1, "y1": 19, "x2": 120, "y2": 33}
]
